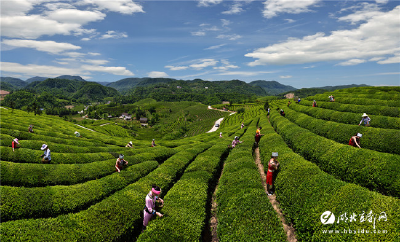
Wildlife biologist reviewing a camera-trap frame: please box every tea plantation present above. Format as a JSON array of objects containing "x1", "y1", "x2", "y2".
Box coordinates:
[{"x1": 1, "y1": 86, "x2": 399, "y2": 241}]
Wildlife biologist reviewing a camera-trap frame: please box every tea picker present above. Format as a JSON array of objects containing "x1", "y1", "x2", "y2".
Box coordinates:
[
  {"x1": 266, "y1": 152, "x2": 279, "y2": 195},
  {"x1": 142, "y1": 185, "x2": 164, "y2": 231},
  {"x1": 359, "y1": 113, "x2": 371, "y2": 126},
  {"x1": 231, "y1": 136, "x2": 243, "y2": 148},
  {"x1": 349, "y1": 133, "x2": 362, "y2": 148},
  {"x1": 12, "y1": 138, "x2": 20, "y2": 152},
  {"x1": 115, "y1": 154, "x2": 128, "y2": 173},
  {"x1": 40, "y1": 144, "x2": 51, "y2": 163},
  {"x1": 126, "y1": 141, "x2": 133, "y2": 148}
]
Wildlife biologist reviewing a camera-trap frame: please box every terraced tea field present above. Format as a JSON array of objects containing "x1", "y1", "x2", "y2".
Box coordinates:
[{"x1": 1, "y1": 86, "x2": 399, "y2": 241}]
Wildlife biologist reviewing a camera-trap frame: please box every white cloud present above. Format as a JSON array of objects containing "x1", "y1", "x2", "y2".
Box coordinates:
[
  {"x1": 222, "y1": 3, "x2": 244, "y2": 15},
  {"x1": 337, "y1": 59, "x2": 366, "y2": 66},
  {"x1": 205, "y1": 26, "x2": 220, "y2": 31},
  {"x1": 46, "y1": 9, "x2": 106, "y2": 25},
  {"x1": 44, "y1": 3, "x2": 76, "y2": 11},
  {"x1": 147, "y1": 71, "x2": 169, "y2": 78},
  {"x1": 262, "y1": 0, "x2": 320, "y2": 19},
  {"x1": 55, "y1": 61, "x2": 69, "y2": 65},
  {"x1": 205, "y1": 44, "x2": 226, "y2": 50},
  {"x1": 285, "y1": 19, "x2": 295, "y2": 23},
  {"x1": 80, "y1": 0, "x2": 144, "y2": 14},
  {"x1": 81, "y1": 65, "x2": 134, "y2": 75},
  {"x1": 369, "y1": 57, "x2": 385, "y2": 61},
  {"x1": 190, "y1": 59, "x2": 218, "y2": 70},
  {"x1": 1, "y1": 15, "x2": 80, "y2": 39},
  {"x1": 213, "y1": 59, "x2": 239, "y2": 71},
  {"x1": 338, "y1": 3, "x2": 382, "y2": 25},
  {"x1": 198, "y1": 0, "x2": 223, "y2": 7},
  {"x1": 88, "y1": 52, "x2": 101, "y2": 56},
  {"x1": 2, "y1": 39, "x2": 81, "y2": 54},
  {"x1": 1, "y1": 62, "x2": 82, "y2": 77},
  {"x1": 82, "y1": 59, "x2": 110, "y2": 65},
  {"x1": 165, "y1": 65, "x2": 189, "y2": 71},
  {"x1": 217, "y1": 34, "x2": 242, "y2": 40},
  {"x1": 64, "y1": 52, "x2": 86, "y2": 58},
  {"x1": 377, "y1": 53, "x2": 400, "y2": 64},
  {"x1": 191, "y1": 31, "x2": 206, "y2": 36},
  {"x1": 246, "y1": 6, "x2": 400, "y2": 66},
  {"x1": 279, "y1": 75, "x2": 292, "y2": 78},
  {"x1": 221, "y1": 19, "x2": 231, "y2": 27},
  {"x1": 374, "y1": 72, "x2": 400, "y2": 75},
  {"x1": 303, "y1": 65, "x2": 315, "y2": 69},
  {"x1": 100, "y1": 30, "x2": 128, "y2": 39},
  {"x1": 1, "y1": 0, "x2": 33, "y2": 16},
  {"x1": 217, "y1": 71, "x2": 275, "y2": 76},
  {"x1": 81, "y1": 38, "x2": 91, "y2": 41},
  {"x1": 375, "y1": 0, "x2": 389, "y2": 4}
]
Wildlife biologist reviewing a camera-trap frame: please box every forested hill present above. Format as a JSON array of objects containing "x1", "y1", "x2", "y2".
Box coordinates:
[
  {"x1": 280, "y1": 84, "x2": 370, "y2": 98},
  {"x1": 25, "y1": 78, "x2": 118, "y2": 101},
  {"x1": 0, "y1": 77, "x2": 27, "y2": 89},
  {"x1": 128, "y1": 79, "x2": 267, "y2": 96},
  {"x1": 25, "y1": 76, "x2": 48, "y2": 83},
  {"x1": 108, "y1": 78, "x2": 269, "y2": 96},
  {"x1": 249, "y1": 80, "x2": 296, "y2": 95}
]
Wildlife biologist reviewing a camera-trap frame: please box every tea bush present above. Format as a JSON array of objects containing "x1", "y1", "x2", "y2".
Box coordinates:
[
  {"x1": 257, "y1": 115, "x2": 400, "y2": 241},
  {"x1": 282, "y1": 107, "x2": 400, "y2": 154},
  {"x1": 215, "y1": 118, "x2": 287, "y2": 241},
  {"x1": 269, "y1": 108, "x2": 400, "y2": 198}
]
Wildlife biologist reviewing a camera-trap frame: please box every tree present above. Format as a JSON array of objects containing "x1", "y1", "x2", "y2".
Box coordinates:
[{"x1": 264, "y1": 101, "x2": 269, "y2": 111}]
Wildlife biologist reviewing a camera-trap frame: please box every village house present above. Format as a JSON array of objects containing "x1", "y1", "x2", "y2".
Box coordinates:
[
  {"x1": 120, "y1": 113, "x2": 132, "y2": 120},
  {"x1": 140, "y1": 117, "x2": 148, "y2": 126},
  {"x1": 284, "y1": 93, "x2": 295, "y2": 99},
  {"x1": 0, "y1": 90, "x2": 10, "y2": 99}
]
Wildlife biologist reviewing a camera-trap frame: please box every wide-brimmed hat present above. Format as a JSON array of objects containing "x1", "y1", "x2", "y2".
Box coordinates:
[
  {"x1": 74, "y1": 131, "x2": 79, "y2": 134},
  {"x1": 362, "y1": 113, "x2": 368, "y2": 117},
  {"x1": 41, "y1": 144, "x2": 48, "y2": 150},
  {"x1": 129, "y1": 141, "x2": 132, "y2": 144},
  {"x1": 272, "y1": 152, "x2": 278, "y2": 157},
  {"x1": 119, "y1": 154, "x2": 124, "y2": 159},
  {"x1": 235, "y1": 136, "x2": 239, "y2": 140},
  {"x1": 152, "y1": 139, "x2": 155, "y2": 141},
  {"x1": 13, "y1": 138, "x2": 19, "y2": 144},
  {"x1": 357, "y1": 133, "x2": 363, "y2": 138}
]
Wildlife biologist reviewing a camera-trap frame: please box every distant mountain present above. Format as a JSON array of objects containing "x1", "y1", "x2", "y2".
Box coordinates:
[
  {"x1": 0, "y1": 77, "x2": 27, "y2": 89},
  {"x1": 280, "y1": 84, "x2": 370, "y2": 98},
  {"x1": 106, "y1": 78, "x2": 145, "y2": 93},
  {"x1": 109, "y1": 77, "x2": 268, "y2": 96},
  {"x1": 55, "y1": 75, "x2": 86, "y2": 82},
  {"x1": 26, "y1": 76, "x2": 49, "y2": 83},
  {"x1": 0, "y1": 81, "x2": 16, "y2": 92},
  {"x1": 249, "y1": 80, "x2": 297, "y2": 95},
  {"x1": 25, "y1": 78, "x2": 118, "y2": 101},
  {"x1": 95, "y1": 82, "x2": 112, "y2": 86},
  {"x1": 316, "y1": 84, "x2": 369, "y2": 91}
]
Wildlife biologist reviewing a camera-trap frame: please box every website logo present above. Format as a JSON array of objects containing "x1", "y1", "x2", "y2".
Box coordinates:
[{"x1": 321, "y1": 211, "x2": 335, "y2": 225}]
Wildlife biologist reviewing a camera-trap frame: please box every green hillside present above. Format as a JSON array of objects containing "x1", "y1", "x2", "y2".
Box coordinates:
[
  {"x1": 249, "y1": 80, "x2": 297, "y2": 95},
  {"x1": 0, "y1": 77, "x2": 27, "y2": 89},
  {"x1": 0, "y1": 86, "x2": 399, "y2": 241},
  {"x1": 25, "y1": 78, "x2": 118, "y2": 101}
]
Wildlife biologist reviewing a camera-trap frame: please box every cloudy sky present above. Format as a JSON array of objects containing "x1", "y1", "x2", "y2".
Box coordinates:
[{"x1": 1, "y1": 0, "x2": 399, "y2": 88}]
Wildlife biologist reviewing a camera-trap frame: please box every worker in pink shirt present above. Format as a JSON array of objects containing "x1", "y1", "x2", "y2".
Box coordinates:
[
  {"x1": 12, "y1": 138, "x2": 19, "y2": 152},
  {"x1": 231, "y1": 136, "x2": 243, "y2": 148},
  {"x1": 142, "y1": 185, "x2": 164, "y2": 231}
]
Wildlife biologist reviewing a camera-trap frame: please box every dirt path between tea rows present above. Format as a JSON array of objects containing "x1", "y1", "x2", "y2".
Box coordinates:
[{"x1": 254, "y1": 147, "x2": 297, "y2": 242}]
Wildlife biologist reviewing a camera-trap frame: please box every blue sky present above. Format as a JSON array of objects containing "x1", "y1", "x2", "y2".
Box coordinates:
[{"x1": 1, "y1": 0, "x2": 399, "y2": 88}]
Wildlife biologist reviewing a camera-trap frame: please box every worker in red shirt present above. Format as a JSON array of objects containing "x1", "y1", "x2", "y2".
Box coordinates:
[{"x1": 12, "y1": 138, "x2": 19, "y2": 152}]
